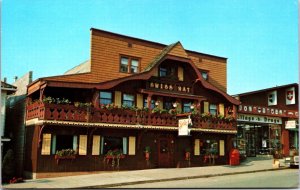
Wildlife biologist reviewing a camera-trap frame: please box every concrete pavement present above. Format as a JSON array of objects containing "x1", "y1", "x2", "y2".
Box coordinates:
[{"x1": 2, "y1": 157, "x2": 290, "y2": 189}]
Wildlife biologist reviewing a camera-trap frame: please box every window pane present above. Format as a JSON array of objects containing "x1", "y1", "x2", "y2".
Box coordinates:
[
  {"x1": 100, "y1": 91, "x2": 112, "y2": 105},
  {"x1": 210, "y1": 104, "x2": 217, "y2": 116},
  {"x1": 123, "y1": 94, "x2": 134, "y2": 107},
  {"x1": 183, "y1": 102, "x2": 191, "y2": 113},
  {"x1": 202, "y1": 72, "x2": 208, "y2": 80},
  {"x1": 120, "y1": 57, "x2": 129, "y2": 72},
  {"x1": 200, "y1": 139, "x2": 219, "y2": 155},
  {"x1": 160, "y1": 68, "x2": 167, "y2": 77},
  {"x1": 144, "y1": 99, "x2": 155, "y2": 109},
  {"x1": 103, "y1": 136, "x2": 123, "y2": 154},
  {"x1": 131, "y1": 59, "x2": 139, "y2": 73},
  {"x1": 56, "y1": 135, "x2": 74, "y2": 151}
]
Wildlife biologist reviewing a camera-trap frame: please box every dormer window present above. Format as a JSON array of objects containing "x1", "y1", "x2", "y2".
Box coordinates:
[
  {"x1": 120, "y1": 55, "x2": 140, "y2": 74},
  {"x1": 201, "y1": 71, "x2": 208, "y2": 80},
  {"x1": 159, "y1": 66, "x2": 175, "y2": 78}
]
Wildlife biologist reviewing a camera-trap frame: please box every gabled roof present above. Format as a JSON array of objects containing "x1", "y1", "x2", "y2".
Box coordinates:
[
  {"x1": 235, "y1": 83, "x2": 298, "y2": 97},
  {"x1": 144, "y1": 42, "x2": 179, "y2": 72},
  {"x1": 1, "y1": 81, "x2": 17, "y2": 94}
]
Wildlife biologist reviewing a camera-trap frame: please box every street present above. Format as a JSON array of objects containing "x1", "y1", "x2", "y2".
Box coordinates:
[{"x1": 111, "y1": 169, "x2": 299, "y2": 188}]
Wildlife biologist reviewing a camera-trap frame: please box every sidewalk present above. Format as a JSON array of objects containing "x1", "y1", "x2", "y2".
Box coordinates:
[{"x1": 2, "y1": 157, "x2": 289, "y2": 189}]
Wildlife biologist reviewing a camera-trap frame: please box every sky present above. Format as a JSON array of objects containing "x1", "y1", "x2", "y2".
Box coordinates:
[{"x1": 1, "y1": 0, "x2": 298, "y2": 95}]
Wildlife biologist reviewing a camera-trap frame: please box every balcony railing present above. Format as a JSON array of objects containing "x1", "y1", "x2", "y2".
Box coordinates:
[{"x1": 26, "y1": 102, "x2": 236, "y2": 131}]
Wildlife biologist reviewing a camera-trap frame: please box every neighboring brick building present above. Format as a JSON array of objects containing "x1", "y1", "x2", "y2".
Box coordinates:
[
  {"x1": 235, "y1": 83, "x2": 298, "y2": 158},
  {"x1": 25, "y1": 28, "x2": 240, "y2": 178}
]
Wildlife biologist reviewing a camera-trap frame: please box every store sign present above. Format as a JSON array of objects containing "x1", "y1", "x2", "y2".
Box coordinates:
[
  {"x1": 148, "y1": 81, "x2": 192, "y2": 94},
  {"x1": 285, "y1": 120, "x2": 297, "y2": 129},
  {"x1": 237, "y1": 114, "x2": 282, "y2": 124},
  {"x1": 286, "y1": 87, "x2": 296, "y2": 105},
  {"x1": 178, "y1": 118, "x2": 191, "y2": 136},
  {"x1": 238, "y1": 104, "x2": 298, "y2": 119}
]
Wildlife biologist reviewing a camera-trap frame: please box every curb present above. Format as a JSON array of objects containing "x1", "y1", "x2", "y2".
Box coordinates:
[{"x1": 78, "y1": 167, "x2": 289, "y2": 188}]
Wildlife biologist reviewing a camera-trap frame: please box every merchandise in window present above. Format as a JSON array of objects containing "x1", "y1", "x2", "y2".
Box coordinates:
[
  {"x1": 100, "y1": 91, "x2": 112, "y2": 105},
  {"x1": 123, "y1": 94, "x2": 135, "y2": 107},
  {"x1": 101, "y1": 136, "x2": 127, "y2": 155},
  {"x1": 200, "y1": 139, "x2": 219, "y2": 155}
]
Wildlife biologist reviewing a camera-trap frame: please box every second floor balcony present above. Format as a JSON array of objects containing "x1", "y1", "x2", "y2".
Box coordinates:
[{"x1": 26, "y1": 101, "x2": 237, "y2": 132}]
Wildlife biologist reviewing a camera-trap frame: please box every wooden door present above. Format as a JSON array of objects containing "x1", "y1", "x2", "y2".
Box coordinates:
[{"x1": 158, "y1": 137, "x2": 174, "y2": 167}]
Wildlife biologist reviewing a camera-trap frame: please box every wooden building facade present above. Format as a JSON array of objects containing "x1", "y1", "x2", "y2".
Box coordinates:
[
  {"x1": 235, "y1": 83, "x2": 299, "y2": 158},
  {"x1": 24, "y1": 28, "x2": 240, "y2": 179}
]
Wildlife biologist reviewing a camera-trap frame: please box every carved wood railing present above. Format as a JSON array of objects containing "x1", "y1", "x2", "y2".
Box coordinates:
[{"x1": 26, "y1": 102, "x2": 236, "y2": 131}]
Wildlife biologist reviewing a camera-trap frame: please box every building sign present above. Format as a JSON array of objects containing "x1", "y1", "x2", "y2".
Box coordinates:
[
  {"x1": 238, "y1": 104, "x2": 298, "y2": 119},
  {"x1": 178, "y1": 118, "x2": 192, "y2": 136},
  {"x1": 286, "y1": 87, "x2": 296, "y2": 105},
  {"x1": 148, "y1": 81, "x2": 192, "y2": 94},
  {"x1": 285, "y1": 120, "x2": 297, "y2": 129},
  {"x1": 237, "y1": 114, "x2": 282, "y2": 124}
]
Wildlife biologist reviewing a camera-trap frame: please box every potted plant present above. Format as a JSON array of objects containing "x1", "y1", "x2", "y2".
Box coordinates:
[{"x1": 144, "y1": 146, "x2": 151, "y2": 160}]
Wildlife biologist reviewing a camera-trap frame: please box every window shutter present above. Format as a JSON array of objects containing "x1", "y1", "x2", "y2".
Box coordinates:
[
  {"x1": 194, "y1": 139, "x2": 200, "y2": 156},
  {"x1": 204, "y1": 102, "x2": 209, "y2": 113},
  {"x1": 123, "y1": 137, "x2": 128, "y2": 154},
  {"x1": 51, "y1": 135, "x2": 56, "y2": 155},
  {"x1": 136, "y1": 94, "x2": 143, "y2": 109},
  {"x1": 128, "y1": 136, "x2": 136, "y2": 155},
  {"x1": 73, "y1": 135, "x2": 78, "y2": 152},
  {"x1": 100, "y1": 137, "x2": 104, "y2": 154},
  {"x1": 41, "y1": 134, "x2": 51, "y2": 155},
  {"x1": 178, "y1": 66, "x2": 184, "y2": 81},
  {"x1": 219, "y1": 104, "x2": 224, "y2": 116},
  {"x1": 114, "y1": 91, "x2": 122, "y2": 107},
  {"x1": 79, "y1": 135, "x2": 87, "y2": 155},
  {"x1": 219, "y1": 140, "x2": 225, "y2": 156},
  {"x1": 92, "y1": 135, "x2": 101, "y2": 155}
]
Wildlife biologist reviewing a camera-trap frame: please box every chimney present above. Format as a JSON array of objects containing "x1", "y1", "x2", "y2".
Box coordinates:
[
  {"x1": 3, "y1": 77, "x2": 7, "y2": 83},
  {"x1": 14, "y1": 76, "x2": 18, "y2": 82}
]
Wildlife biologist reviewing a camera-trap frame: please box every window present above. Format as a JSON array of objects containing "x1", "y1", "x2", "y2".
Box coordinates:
[
  {"x1": 100, "y1": 91, "x2": 112, "y2": 105},
  {"x1": 144, "y1": 99, "x2": 155, "y2": 109},
  {"x1": 160, "y1": 67, "x2": 167, "y2": 77},
  {"x1": 164, "y1": 100, "x2": 172, "y2": 110},
  {"x1": 183, "y1": 102, "x2": 191, "y2": 113},
  {"x1": 102, "y1": 136, "x2": 127, "y2": 155},
  {"x1": 123, "y1": 93, "x2": 135, "y2": 107},
  {"x1": 200, "y1": 139, "x2": 219, "y2": 155},
  {"x1": 131, "y1": 59, "x2": 139, "y2": 73},
  {"x1": 209, "y1": 104, "x2": 217, "y2": 116},
  {"x1": 120, "y1": 56, "x2": 140, "y2": 74},
  {"x1": 159, "y1": 66, "x2": 176, "y2": 78},
  {"x1": 56, "y1": 135, "x2": 74, "y2": 151},
  {"x1": 201, "y1": 71, "x2": 208, "y2": 80},
  {"x1": 120, "y1": 57, "x2": 129, "y2": 73}
]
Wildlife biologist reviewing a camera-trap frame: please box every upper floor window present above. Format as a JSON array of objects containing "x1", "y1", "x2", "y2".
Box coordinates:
[
  {"x1": 201, "y1": 71, "x2": 208, "y2": 80},
  {"x1": 144, "y1": 98, "x2": 155, "y2": 109},
  {"x1": 209, "y1": 104, "x2": 217, "y2": 116},
  {"x1": 183, "y1": 102, "x2": 191, "y2": 113},
  {"x1": 120, "y1": 55, "x2": 140, "y2": 74},
  {"x1": 100, "y1": 91, "x2": 112, "y2": 105},
  {"x1": 123, "y1": 93, "x2": 135, "y2": 107},
  {"x1": 159, "y1": 66, "x2": 175, "y2": 78}
]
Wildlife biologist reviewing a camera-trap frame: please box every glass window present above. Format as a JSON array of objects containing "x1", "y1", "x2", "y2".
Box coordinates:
[
  {"x1": 56, "y1": 135, "x2": 74, "y2": 151},
  {"x1": 123, "y1": 93, "x2": 135, "y2": 107},
  {"x1": 160, "y1": 67, "x2": 167, "y2": 77},
  {"x1": 131, "y1": 59, "x2": 139, "y2": 73},
  {"x1": 164, "y1": 101, "x2": 172, "y2": 110},
  {"x1": 100, "y1": 91, "x2": 112, "y2": 105},
  {"x1": 120, "y1": 57, "x2": 129, "y2": 73},
  {"x1": 201, "y1": 71, "x2": 208, "y2": 80},
  {"x1": 102, "y1": 136, "x2": 124, "y2": 155},
  {"x1": 144, "y1": 99, "x2": 155, "y2": 109},
  {"x1": 209, "y1": 104, "x2": 217, "y2": 116},
  {"x1": 200, "y1": 139, "x2": 219, "y2": 155},
  {"x1": 183, "y1": 102, "x2": 191, "y2": 113}
]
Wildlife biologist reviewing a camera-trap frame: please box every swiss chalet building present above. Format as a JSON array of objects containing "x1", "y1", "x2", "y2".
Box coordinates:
[{"x1": 25, "y1": 28, "x2": 240, "y2": 178}]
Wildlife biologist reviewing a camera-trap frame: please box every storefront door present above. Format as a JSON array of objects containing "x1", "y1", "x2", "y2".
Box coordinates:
[
  {"x1": 158, "y1": 137, "x2": 174, "y2": 167},
  {"x1": 245, "y1": 132, "x2": 256, "y2": 157}
]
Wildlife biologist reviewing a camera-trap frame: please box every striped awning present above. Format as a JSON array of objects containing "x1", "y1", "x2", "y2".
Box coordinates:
[{"x1": 26, "y1": 119, "x2": 237, "y2": 134}]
